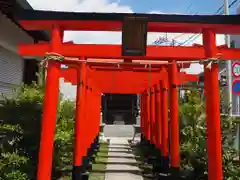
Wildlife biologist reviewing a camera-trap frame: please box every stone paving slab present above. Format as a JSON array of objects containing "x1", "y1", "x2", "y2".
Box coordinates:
[
  {"x1": 106, "y1": 164, "x2": 140, "y2": 171},
  {"x1": 105, "y1": 138, "x2": 143, "y2": 180},
  {"x1": 108, "y1": 148, "x2": 130, "y2": 152},
  {"x1": 105, "y1": 173, "x2": 143, "y2": 180},
  {"x1": 104, "y1": 125, "x2": 134, "y2": 137},
  {"x1": 108, "y1": 151, "x2": 135, "y2": 157},
  {"x1": 107, "y1": 157, "x2": 138, "y2": 163}
]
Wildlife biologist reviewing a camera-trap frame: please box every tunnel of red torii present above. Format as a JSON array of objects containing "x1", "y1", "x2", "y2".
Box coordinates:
[
  {"x1": 60, "y1": 61, "x2": 198, "y2": 94},
  {"x1": 16, "y1": 9, "x2": 240, "y2": 180}
]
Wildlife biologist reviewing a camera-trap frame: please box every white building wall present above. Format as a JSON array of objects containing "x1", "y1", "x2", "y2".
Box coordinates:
[{"x1": 0, "y1": 11, "x2": 34, "y2": 98}]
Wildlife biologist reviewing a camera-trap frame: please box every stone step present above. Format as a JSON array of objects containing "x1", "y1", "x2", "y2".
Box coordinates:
[
  {"x1": 103, "y1": 125, "x2": 135, "y2": 137},
  {"x1": 105, "y1": 137, "x2": 143, "y2": 180}
]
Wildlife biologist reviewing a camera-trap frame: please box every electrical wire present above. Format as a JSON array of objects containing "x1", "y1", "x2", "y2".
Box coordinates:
[
  {"x1": 178, "y1": 33, "x2": 200, "y2": 46},
  {"x1": 185, "y1": 3, "x2": 193, "y2": 14},
  {"x1": 216, "y1": 0, "x2": 239, "y2": 15},
  {"x1": 168, "y1": 0, "x2": 196, "y2": 41},
  {"x1": 156, "y1": 0, "x2": 239, "y2": 46},
  {"x1": 182, "y1": 0, "x2": 240, "y2": 45},
  {"x1": 229, "y1": 0, "x2": 240, "y2": 8},
  {"x1": 215, "y1": 4, "x2": 224, "y2": 14}
]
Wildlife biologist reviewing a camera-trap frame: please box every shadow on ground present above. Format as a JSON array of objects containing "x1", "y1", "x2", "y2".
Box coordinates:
[{"x1": 129, "y1": 141, "x2": 156, "y2": 180}]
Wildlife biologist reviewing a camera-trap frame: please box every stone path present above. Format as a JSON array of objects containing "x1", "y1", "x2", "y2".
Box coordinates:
[
  {"x1": 104, "y1": 125, "x2": 135, "y2": 138},
  {"x1": 105, "y1": 137, "x2": 143, "y2": 180}
]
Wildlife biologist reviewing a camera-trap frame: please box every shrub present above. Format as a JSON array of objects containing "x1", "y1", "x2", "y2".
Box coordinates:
[{"x1": 0, "y1": 84, "x2": 75, "y2": 179}]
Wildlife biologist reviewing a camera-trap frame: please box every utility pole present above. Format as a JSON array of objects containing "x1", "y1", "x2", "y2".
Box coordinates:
[{"x1": 224, "y1": 0, "x2": 233, "y2": 116}]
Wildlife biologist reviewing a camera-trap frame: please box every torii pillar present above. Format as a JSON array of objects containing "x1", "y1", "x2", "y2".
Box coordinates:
[
  {"x1": 150, "y1": 86, "x2": 156, "y2": 146},
  {"x1": 73, "y1": 61, "x2": 89, "y2": 180},
  {"x1": 203, "y1": 29, "x2": 223, "y2": 180},
  {"x1": 160, "y1": 67, "x2": 169, "y2": 177},
  {"x1": 168, "y1": 60, "x2": 180, "y2": 179},
  {"x1": 37, "y1": 25, "x2": 62, "y2": 180}
]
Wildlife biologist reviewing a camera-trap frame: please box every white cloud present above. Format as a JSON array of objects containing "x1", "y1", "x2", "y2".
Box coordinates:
[
  {"x1": 27, "y1": 0, "x2": 133, "y2": 100},
  {"x1": 59, "y1": 79, "x2": 76, "y2": 100},
  {"x1": 26, "y1": 0, "x2": 132, "y2": 13},
  {"x1": 26, "y1": 0, "x2": 132, "y2": 45},
  {"x1": 149, "y1": 11, "x2": 164, "y2": 14},
  {"x1": 149, "y1": 10, "x2": 181, "y2": 15},
  {"x1": 26, "y1": 0, "x2": 226, "y2": 99}
]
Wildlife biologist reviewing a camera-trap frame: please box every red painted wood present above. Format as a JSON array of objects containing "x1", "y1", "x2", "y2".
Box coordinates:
[
  {"x1": 168, "y1": 60, "x2": 180, "y2": 168},
  {"x1": 18, "y1": 43, "x2": 240, "y2": 60},
  {"x1": 20, "y1": 20, "x2": 240, "y2": 34},
  {"x1": 37, "y1": 26, "x2": 62, "y2": 180},
  {"x1": 160, "y1": 67, "x2": 169, "y2": 157},
  {"x1": 203, "y1": 29, "x2": 223, "y2": 180}
]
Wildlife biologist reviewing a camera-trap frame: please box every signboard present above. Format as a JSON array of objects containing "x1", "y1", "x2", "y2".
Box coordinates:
[
  {"x1": 122, "y1": 16, "x2": 148, "y2": 56},
  {"x1": 232, "y1": 62, "x2": 240, "y2": 78},
  {"x1": 232, "y1": 80, "x2": 240, "y2": 96}
]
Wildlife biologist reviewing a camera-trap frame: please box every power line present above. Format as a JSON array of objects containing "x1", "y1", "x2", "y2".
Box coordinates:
[
  {"x1": 182, "y1": 34, "x2": 201, "y2": 46},
  {"x1": 180, "y1": 0, "x2": 239, "y2": 45},
  {"x1": 217, "y1": 0, "x2": 239, "y2": 15},
  {"x1": 215, "y1": 4, "x2": 224, "y2": 14},
  {"x1": 185, "y1": 3, "x2": 193, "y2": 14},
  {"x1": 153, "y1": 0, "x2": 239, "y2": 46},
  {"x1": 178, "y1": 33, "x2": 199, "y2": 46},
  {"x1": 154, "y1": 1, "x2": 197, "y2": 46},
  {"x1": 230, "y1": 0, "x2": 240, "y2": 8}
]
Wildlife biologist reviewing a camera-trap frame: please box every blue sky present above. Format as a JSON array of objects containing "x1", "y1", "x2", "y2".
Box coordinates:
[
  {"x1": 110, "y1": 0, "x2": 239, "y2": 14},
  {"x1": 27, "y1": 0, "x2": 240, "y2": 15}
]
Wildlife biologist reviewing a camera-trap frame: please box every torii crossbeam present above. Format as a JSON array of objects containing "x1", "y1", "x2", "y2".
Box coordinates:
[{"x1": 60, "y1": 66, "x2": 199, "y2": 94}]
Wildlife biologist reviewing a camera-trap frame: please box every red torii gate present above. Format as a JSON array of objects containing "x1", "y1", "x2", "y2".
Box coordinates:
[
  {"x1": 60, "y1": 66, "x2": 198, "y2": 94},
  {"x1": 16, "y1": 9, "x2": 240, "y2": 180},
  {"x1": 60, "y1": 63, "x2": 199, "y2": 179}
]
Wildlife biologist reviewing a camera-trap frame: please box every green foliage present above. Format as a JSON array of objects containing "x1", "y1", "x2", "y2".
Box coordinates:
[
  {"x1": 0, "y1": 152, "x2": 29, "y2": 180},
  {"x1": 53, "y1": 100, "x2": 75, "y2": 178},
  {"x1": 89, "y1": 142, "x2": 109, "y2": 180},
  {"x1": 179, "y1": 89, "x2": 240, "y2": 179},
  {"x1": 0, "y1": 84, "x2": 75, "y2": 179},
  {"x1": 0, "y1": 84, "x2": 44, "y2": 179}
]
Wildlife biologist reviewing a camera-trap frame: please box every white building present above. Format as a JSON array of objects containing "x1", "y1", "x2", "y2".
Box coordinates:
[{"x1": 0, "y1": 0, "x2": 49, "y2": 98}]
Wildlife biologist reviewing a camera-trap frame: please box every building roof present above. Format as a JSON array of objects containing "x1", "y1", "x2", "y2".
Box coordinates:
[{"x1": 0, "y1": 0, "x2": 49, "y2": 41}]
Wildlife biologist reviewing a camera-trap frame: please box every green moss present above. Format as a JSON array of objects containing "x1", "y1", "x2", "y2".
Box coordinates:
[{"x1": 89, "y1": 142, "x2": 109, "y2": 180}]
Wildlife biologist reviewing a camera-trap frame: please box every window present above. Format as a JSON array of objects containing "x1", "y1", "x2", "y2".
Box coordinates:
[
  {"x1": 231, "y1": 40, "x2": 236, "y2": 48},
  {"x1": 23, "y1": 59, "x2": 39, "y2": 85}
]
